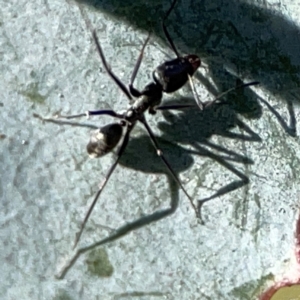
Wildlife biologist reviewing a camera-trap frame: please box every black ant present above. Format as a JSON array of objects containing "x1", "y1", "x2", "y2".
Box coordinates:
[
  {"x1": 68, "y1": 23, "x2": 257, "y2": 252},
  {"x1": 35, "y1": 1, "x2": 259, "y2": 279},
  {"x1": 63, "y1": 29, "x2": 205, "y2": 250},
  {"x1": 45, "y1": 30, "x2": 201, "y2": 279},
  {"x1": 35, "y1": 29, "x2": 256, "y2": 279}
]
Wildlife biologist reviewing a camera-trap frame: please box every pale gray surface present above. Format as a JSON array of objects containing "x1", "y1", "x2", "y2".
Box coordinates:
[{"x1": 1, "y1": 0, "x2": 300, "y2": 299}]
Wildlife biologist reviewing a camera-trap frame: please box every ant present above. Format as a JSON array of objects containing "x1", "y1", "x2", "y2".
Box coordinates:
[
  {"x1": 60, "y1": 29, "x2": 203, "y2": 251},
  {"x1": 37, "y1": 30, "x2": 200, "y2": 279},
  {"x1": 67, "y1": 22, "x2": 257, "y2": 252},
  {"x1": 35, "y1": 29, "x2": 257, "y2": 279},
  {"x1": 35, "y1": 1, "x2": 259, "y2": 279}
]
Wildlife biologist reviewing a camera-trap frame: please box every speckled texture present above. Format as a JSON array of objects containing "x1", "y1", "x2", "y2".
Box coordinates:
[{"x1": 1, "y1": 0, "x2": 300, "y2": 299}]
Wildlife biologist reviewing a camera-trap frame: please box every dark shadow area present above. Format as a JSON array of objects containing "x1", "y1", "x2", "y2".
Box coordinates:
[
  {"x1": 156, "y1": 94, "x2": 262, "y2": 225},
  {"x1": 75, "y1": 0, "x2": 300, "y2": 135},
  {"x1": 158, "y1": 96, "x2": 261, "y2": 145}
]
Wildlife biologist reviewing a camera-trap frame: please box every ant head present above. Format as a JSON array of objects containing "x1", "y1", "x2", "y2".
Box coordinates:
[
  {"x1": 87, "y1": 123, "x2": 123, "y2": 158},
  {"x1": 185, "y1": 54, "x2": 201, "y2": 74}
]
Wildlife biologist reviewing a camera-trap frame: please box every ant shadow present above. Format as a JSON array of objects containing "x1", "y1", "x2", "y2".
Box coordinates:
[
  {"x1": 119, "y1": 91, "x2": 260, "y2": 228},
  {"x1": 75, "y1": 0, "x2": 300, "y2": 136},
  {"x1": 158, "y1": 94, "x2": 262, "y2": 225}
]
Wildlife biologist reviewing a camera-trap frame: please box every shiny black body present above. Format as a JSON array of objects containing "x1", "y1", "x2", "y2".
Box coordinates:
[{"x1": 153, "y1": 56, "x2": 200, "y2": 93}]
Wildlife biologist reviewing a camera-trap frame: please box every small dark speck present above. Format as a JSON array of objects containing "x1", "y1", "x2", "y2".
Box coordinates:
[
  {"x1": 0, "y1": 103, "x2": 3, "y2": 107},
  {"x1": 0, "y1": 134, "x2": 6, "y2": 139},
  {"x1": 22, "y1": 140, "x2": 29, "y2": 145}
]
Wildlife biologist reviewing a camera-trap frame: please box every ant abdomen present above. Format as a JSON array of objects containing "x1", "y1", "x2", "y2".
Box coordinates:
[{"x1": 87, "y1": 123, "x2": 123, "y2": 158}]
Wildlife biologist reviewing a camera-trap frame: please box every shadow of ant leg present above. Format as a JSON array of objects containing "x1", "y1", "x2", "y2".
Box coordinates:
[
  {"x1": 201, "y1": 19, "x2": 249, "y2": 53},
  {"x1": 55, "y1": 176, "x2": 180, "y2": 280},
  {"x1": 220, "y1": 117, "x2": 262, "y2": 142},
  {"x1": 140, "y1": 116, "x2": 198, "y2": 217},
  {"x1": 258, "y1": 96, "x2": 297, "y2": 137},
  {"x1": 190, "y1": 144, "x2": 249, "y2": 223},
  {"x1": 200, "y1": 140, "x2": 254, "y2": 164}
]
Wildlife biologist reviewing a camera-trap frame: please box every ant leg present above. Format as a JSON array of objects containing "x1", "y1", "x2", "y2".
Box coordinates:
[
  {"x1": 56, "y1": 176, "x2": 179, "y2": 280},
  {"x1": 156, "y1": 81, "x2": 259, "y2": 111},
  {"x1": 189, "y1": 79, "x2": 259, "y2": 110},
  {"x1": 204, "y1": 81, "x2": 260, "y2": 108},
  {"x1": 34, "y1": 109, "x2": 124, "y2": 121},
  {"x1": 73, "y1": 124, "x2": 134, "y2": 249},
  {"x1": 156, "y1": 103, "x2": 195, "y2": 110},
  {"x1": 188, "y1": 74, "x2": 204, "y2": 110},
  {"x1": 162, "y1": 0, "x2": 180, "y2": 58},
  {"x1": 92, "y1": 30, "x2": 133, "y2": 101},
  {"x1": 129, "y1": 34, "x2": 151, "y2": 97},
  {"x1": 63, "y1": 109, "x2": 123, "y2": 120},
  {"x1": 139, "y1": 116, "x2": 199, "y2": 218},
  {"x1": 33, "y1": 113, "x2": 99, "y2": 130}
]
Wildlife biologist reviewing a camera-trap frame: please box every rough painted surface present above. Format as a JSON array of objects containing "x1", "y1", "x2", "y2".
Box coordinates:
[{"x1": 1, "y1": 0, "x2": 300, "y2": 299}]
